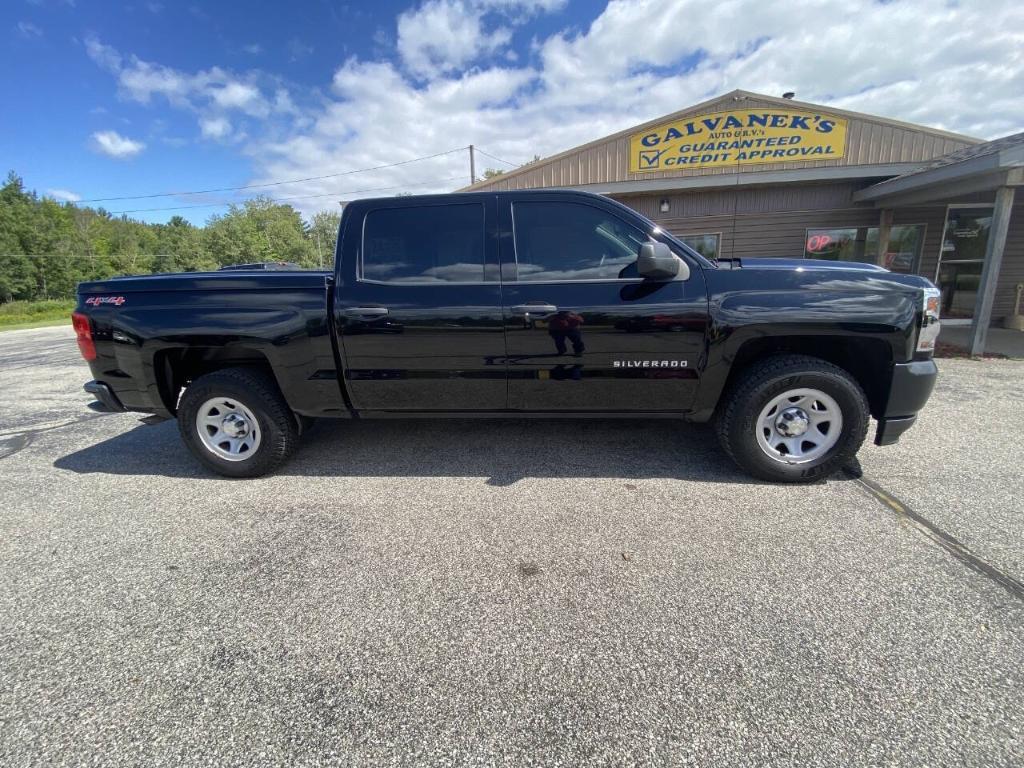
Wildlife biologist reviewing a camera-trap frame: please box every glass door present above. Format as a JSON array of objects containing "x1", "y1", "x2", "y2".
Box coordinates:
[{"x1": 935, "y1": 206, "x2": 992, "y2": 321}]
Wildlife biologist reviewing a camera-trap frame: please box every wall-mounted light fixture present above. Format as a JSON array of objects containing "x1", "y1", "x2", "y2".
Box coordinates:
[{"x1": 659, "y1": 198, "x2": 670, "y2": 214}]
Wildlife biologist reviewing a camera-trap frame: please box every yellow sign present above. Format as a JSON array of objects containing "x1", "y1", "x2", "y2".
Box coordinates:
[{"x1": 628, "y1": 108, "x2": 848, "y2": 173}]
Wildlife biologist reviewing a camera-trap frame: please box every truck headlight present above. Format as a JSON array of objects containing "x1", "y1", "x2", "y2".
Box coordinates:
[{"x1": 917, "y1": 286, "x2": 941, "y2": 353}]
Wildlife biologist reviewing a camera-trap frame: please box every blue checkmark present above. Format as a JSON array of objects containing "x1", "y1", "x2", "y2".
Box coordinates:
[{"x1": 639, "y1": 149, "x2": 664, "y2": 168}]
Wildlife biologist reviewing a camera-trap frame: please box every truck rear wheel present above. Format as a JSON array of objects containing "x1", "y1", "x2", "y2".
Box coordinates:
[
  {"x1": 715, "y1": 354, "x2": 869, "y2": 483},
  {"x1": 177, "y1": 367, "x2": 299, "y2": 478}
]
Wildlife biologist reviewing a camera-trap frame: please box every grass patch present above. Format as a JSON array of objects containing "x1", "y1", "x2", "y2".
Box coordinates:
[{"x1": 0, "y1": 299, "x2": 76, "y2": 329}]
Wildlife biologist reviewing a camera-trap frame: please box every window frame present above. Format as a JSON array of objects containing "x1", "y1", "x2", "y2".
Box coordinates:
[
  {"x1": 802, "y1": 223, "x2": 927, "y2": 274},
  {"x1": 357, "y1": 200, "x2": 491, "y2": 286},
  {"x1": 507, "y1": 199, "x2": 655, "y2": 285}
]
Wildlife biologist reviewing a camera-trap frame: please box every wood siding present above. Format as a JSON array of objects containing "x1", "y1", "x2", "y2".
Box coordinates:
[{"x1": 615, "y1": 183, "x2": 879, "y2": 259}]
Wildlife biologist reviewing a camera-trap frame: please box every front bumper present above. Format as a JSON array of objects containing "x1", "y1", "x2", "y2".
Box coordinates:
[{"x1": 873, "y1": 359, "x2": 938, "y2": 446}]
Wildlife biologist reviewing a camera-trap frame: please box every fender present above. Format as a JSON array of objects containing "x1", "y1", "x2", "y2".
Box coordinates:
[{"x1": 689, "y1": 268, "x2": 924, "y2": 420}]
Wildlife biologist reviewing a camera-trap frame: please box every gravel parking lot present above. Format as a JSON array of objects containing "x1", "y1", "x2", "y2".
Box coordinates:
[{"x1": 1, "y1": 325, "x2": 1022, "y2": 767}]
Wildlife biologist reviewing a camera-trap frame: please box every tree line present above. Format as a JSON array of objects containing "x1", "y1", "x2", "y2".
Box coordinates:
[{"x1": 0, "y1": 171, "x2": 341, "y2": 302}]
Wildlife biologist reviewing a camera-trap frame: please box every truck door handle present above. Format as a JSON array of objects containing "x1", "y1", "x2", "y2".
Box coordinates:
[
  {"x1": 343, "y1": 306, "x2": 389, "y2": 317},
  {"x1": 510, "y1": 303, "x2": 558, "y2": 315}
]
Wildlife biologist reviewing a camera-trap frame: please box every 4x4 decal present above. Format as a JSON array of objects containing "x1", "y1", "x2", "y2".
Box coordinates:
[{"x1": 85, "y1": 296, "x2": 126, "y2": 307}]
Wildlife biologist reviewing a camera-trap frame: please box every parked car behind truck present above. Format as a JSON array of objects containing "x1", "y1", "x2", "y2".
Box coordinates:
[{"x1": 72, "y1": 190, "x2": 940, "y2": 482}]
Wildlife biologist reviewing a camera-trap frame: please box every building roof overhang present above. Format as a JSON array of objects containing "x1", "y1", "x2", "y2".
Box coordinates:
[{"x1": 854, "y1": 134, "x2": 1024, "y2": 207}]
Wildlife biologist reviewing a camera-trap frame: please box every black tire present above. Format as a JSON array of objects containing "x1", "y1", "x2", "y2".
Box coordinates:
[
  {"x1": 177, "y1": 367, "x2": 300, "y2": 478},
  {"x1": 715, "y1": 354, "x2": 869, "y2": 483}
]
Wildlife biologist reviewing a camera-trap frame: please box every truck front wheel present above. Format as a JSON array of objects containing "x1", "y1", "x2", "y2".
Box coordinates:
[
  {"x1": 177, "y1": 367, "x2": 300, "y2": 478},
  {"x1": 716, "y1": 355, "x2": 869, "y2": 483}
]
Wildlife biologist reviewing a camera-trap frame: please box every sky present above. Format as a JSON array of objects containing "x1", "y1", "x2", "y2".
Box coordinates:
[{"x1": 2, "y1": 0, "x2": 1023, "y2": 225}]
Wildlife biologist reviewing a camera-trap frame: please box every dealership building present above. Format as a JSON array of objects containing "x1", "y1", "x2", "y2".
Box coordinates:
[{"x1": 464, "y1": 90, "x2": 1024, "y2": 354}]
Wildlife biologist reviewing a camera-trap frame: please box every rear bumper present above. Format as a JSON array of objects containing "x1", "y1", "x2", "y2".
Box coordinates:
[
  {"x1": 84, "y1": 380, "x2": 126, "y2": 413},
  {"x1": 874, "y1": 359, "x2": 937, "y2": 446}
]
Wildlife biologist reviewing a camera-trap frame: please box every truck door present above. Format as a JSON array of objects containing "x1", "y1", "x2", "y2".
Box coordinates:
[
  {"x1": 334, "y1": 196, "x2": 506, "y2": 411},
  {"x1": 499, "y1": 194, "x2": 707, "y2": 412}
]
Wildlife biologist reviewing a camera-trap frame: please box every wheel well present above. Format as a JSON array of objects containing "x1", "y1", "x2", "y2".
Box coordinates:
[
  {"x1": 155, "y1": 347, "x2": 276, "y2": 415},
  {"x1": 722, "y1": 336, "x2": 892, "y2": 416}
]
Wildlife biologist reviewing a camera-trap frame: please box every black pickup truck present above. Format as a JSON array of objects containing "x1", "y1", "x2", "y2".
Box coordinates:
[{"x1": 72, "y1": 190, "x2": 940, "y2": 482}]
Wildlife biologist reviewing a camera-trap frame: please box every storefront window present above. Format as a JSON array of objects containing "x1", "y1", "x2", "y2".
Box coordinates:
[
  {"x1": 941, "y1": 208, "x2": 991, "y2": 261},
  {"x1": 872, "y1": 226, "x2": 924, "y2": 273},
  {"x1": 679, "y1": 233, "x2": 720, "y2": 260},
  {"x1": 805, "y1": 228, "x2": 858, "y2": 260},
  {"x1": 936, "y1": 260, "x2": 982, "y2": 319},
  {"x1": 804, "y1": 225, "x2": 924, "y2": 273},
  {"x1": 934, "y1": 207, "x2": 992, "y2": 320}
]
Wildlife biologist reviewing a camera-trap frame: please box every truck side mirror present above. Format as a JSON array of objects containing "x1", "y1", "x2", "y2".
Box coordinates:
[{"x1": 638, "y1": 241, "x2": 688, "y2": 280}]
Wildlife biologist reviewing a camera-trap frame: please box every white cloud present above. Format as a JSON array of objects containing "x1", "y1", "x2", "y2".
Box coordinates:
[
  {"x1": 210, "y1": 82, "x2": 266, "y2": 116},
  {"x1": 17, "y1": 21, "x2": 43, "y2": 38},
  {"x1": 85, "y1": 37, "x2": 122, "y2": 71},
  {"x1": 90, "y1": 130, "x2": 146, "y2": 159},
  {"x1": 46, "y1": 188, "x2": 81, "y2": 202},
  {"x1": 85, "y1": 36, "x2": 276, "y2": 119},
  {"x1": 199, "y1": 116, "x2": 232, "y2": 139},
  {"x1": 117, "y1": 59, "x2": 192, "y2": 105},
  {"x1": 396, "y1": 0, "x2": 565, "y2": 77},
  {"x1": 242, "y1": 43, "x2": 262, "y2": 55},
  {"x1": 398, "y1": 1, "x2": 510, "y2": 77}
]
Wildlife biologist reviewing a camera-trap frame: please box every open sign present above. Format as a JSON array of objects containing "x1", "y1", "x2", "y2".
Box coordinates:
[{"x1": 806, "y1": 234, "x2": 833, "y2": 252}]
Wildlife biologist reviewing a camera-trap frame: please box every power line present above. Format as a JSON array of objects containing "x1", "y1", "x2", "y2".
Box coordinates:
[
  {"x1": 106, "y1": 175, "x2": 468, "y2": 214},
  {"x1": 74, "y1": 147, "x2": 470, "y2": 204},
  {"x1": 474, "y1": 147, "x2": 522, "y2": 167}
]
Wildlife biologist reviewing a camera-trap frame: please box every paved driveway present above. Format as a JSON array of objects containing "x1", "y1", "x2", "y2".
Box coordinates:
[{"x1": 1, "y1": 325, "x2": 1021, "y2": 767}]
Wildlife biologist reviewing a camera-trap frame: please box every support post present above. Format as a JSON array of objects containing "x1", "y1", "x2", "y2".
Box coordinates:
[
  {"x1": 852, "y1": 227, "x2": 867, "y2": 262},
  {"x1": 969, "y1": 185, "x2": 1015, "y2": 356},
  {"x1": 469, "y1": 144, "x2": 476, "y2": 186},
  {"x1": 876, "y1": 208, "x2": 893, "y2": 267}
]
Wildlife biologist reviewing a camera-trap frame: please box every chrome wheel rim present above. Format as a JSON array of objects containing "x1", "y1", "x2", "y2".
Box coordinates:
[
  {"x1": 195, "y1": 397, "x2": 261, "y2": 462},
  {"x1": 755, "y1": 388, "x2": 842, "y2": 465}
]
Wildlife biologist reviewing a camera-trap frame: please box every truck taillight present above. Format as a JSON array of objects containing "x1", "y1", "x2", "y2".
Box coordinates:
[
  {"x1": 71, "y1": 312, "x2": 97, "y2": 361},
  {"x1": 917, "y1": 287, "x2": 941, "y2": 353}
]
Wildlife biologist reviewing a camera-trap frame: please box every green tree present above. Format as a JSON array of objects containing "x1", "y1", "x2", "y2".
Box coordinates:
[
  {"x1": 0, "y1": 171, "x2": 340, "y2": 300},
  {"x1": 0, "y1": 172, "x2": 43, "y2": 300},
  {"x1": 203, "y1": 197, "x2": 317, "y2": 268},
  {"x1": 308, "y1": 210, "x2": 341, "y2": 267},
  {"x1": 153, "y1": 216, "x2": 212, "y2": 272}
]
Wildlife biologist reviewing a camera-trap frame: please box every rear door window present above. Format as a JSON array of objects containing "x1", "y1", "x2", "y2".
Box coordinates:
[{"x1": 361, "y1": 203, "x2": 486, "y2": 283}]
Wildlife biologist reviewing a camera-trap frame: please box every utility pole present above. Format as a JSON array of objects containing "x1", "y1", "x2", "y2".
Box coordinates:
[{"x1": 469, "y1": 144, "x2": 476, "y2": 186}]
